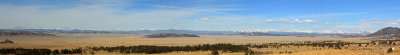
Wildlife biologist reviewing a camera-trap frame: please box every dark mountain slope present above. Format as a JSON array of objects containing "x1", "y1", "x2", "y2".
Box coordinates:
[{"x1": 367, "y1": 27, "x2": 400, "y2": 37}]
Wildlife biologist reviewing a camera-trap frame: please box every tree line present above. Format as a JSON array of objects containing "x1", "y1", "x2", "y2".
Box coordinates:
[
  {"x1": 91, "y1": 43, "x2": 252, "y2": 54},
  {"x1": 0, "y1": 48, "x2": 82, "y2": 55}
]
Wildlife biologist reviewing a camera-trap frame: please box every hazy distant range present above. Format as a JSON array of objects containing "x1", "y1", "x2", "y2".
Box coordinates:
[{"x1": 0, "y1": 29, "x2": 370, "y2": 37}]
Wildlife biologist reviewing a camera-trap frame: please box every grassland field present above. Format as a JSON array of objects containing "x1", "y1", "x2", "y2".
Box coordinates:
[{"x1": 1, "y1": 34, "x2": 399, "y2": 55}]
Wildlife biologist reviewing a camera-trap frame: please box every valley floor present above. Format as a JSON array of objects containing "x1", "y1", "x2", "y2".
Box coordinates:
[{"x1": 0, "y1": 34, "x2": 398, "y2": 55}]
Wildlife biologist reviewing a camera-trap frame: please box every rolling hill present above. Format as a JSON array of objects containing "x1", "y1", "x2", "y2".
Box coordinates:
[{"x1": 367, "y1": 27, "x2": 400, "y2": 37}]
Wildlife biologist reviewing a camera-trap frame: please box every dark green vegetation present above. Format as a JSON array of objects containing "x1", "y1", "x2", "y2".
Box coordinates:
[
  {"x1": 90, "y1": 41, "x2": 371, "y2": 54},
  {"x1": 0, "y1": 39, "x2": 13, "y2": 44},
  {"x1": 91, "y1": 43, "x2": 250, "y2": 54},
  {"x1": 0, "y1": 48, "x2": 82, "y2": 55},
  {"x1": 0, "y1": 30, "x2": 55, "y2": 36}
]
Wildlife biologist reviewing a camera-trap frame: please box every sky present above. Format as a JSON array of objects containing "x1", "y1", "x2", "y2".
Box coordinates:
[{"x1": 1, "y1": 0, "x2": 400, "y2": 33}]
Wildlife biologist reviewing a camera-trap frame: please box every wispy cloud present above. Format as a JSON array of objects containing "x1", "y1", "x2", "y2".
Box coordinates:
[
  {"x1": 289, "y1": 12, "x2": 368, "y2": 18},
  {"x1": 236, "y1": 28, "x2": 315, "y2": 33},
  {"x1": 265, "y1": 19, "x2": 318, "y2": 24},
  {"x1": 198, "y1": 17, "x2": 211, "y2": 22},
  {"x1": 151, "y1": 5, "x2": 240, "y2": 15},
  {"x1": 331, "y1": 18, "x2": 400, "y2": 33},
  {"x1": 359, "y1": 18, "x2": 400, "y2": 26}
]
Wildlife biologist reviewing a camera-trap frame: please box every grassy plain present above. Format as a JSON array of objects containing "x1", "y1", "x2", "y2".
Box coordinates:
[{"x1": 1, "y1": 34, "x2": 398, "y2": 55}]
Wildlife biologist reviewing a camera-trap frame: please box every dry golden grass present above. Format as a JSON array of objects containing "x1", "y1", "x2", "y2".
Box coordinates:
[
  {"x1": 90, "y1": 51, "x2": 244, "y2": 55},
  {"x1": 270, "y1": 48, "x2": 400, "y2": 55},
  {"x1": 1, "y1": 34, "x2": 398, "y2": 55},
  {"x1": 251, "y1": 45, "x2": 400, "y2": 55}
]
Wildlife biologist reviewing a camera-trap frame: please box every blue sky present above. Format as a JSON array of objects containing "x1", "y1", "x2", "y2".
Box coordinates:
[{"x1": 1, "y1": 0, "x2": 400, "y2": 33}]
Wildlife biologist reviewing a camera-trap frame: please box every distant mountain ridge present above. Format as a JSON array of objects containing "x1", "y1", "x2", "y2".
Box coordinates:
[
  {"x1": 144, "y1": 33, "x2": 200, "y2": 38},
  {"x1": 239, "y1": 32, "x2": 286, "y2": 36},
  {"x1": 0, "y1": 29, "x2": 367, "y2": 37},
  {"x1": 0, "y1": 29, "x2": 55, "y2": 36},
  {"x1": 367, "y1": 27, "x2": 400, "y2": 37}
]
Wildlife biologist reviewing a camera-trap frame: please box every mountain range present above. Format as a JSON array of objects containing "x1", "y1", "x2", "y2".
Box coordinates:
[
  {"x1": 367, "y1": 27, "x2": 400, "y2": 37},
  {"x1": 0, "y1": 28, "x2": 369, "y2": 37},
  {"x1": 0, "y1": 29, "x2": 55, "y2": 36}
]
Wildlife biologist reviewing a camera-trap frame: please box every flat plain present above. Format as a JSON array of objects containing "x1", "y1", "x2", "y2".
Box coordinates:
[{"x1": 1, "y1": 34, "x2": 399, "y2": 55}]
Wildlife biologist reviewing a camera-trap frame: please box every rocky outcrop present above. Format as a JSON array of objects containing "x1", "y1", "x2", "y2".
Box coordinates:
[{"x1": 144, "y1": 33, "x2": 199, "y2": 38}]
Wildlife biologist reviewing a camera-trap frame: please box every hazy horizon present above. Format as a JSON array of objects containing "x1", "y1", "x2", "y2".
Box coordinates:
[{"x1": 1, "y1": 0, "x2": 400, "y2": 33}]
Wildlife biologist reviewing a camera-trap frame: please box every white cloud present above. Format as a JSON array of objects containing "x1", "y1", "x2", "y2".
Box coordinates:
[
  {"x1": 294, "y1": 19, "x2": 301, "y2": 22},
  {"x1": 198, "y1": 17, "x2": 210, "y2": 22},
  {"x1": 265, "y1": 19, "x2": 318, "y2": 24},
  {"x1": 235, "y1": 28, "x2": 363, "y2": 33},
  {"x1": 389, "y1": 20, "x2": 400, "y2": 26},
  {"x1": 303, "y1": 19, "x2": 317, "y2": 23},
  {"x1": 265, "y1": 19, "x2": 290, "y2": 23},
  {"x1": 290, "y1": 12, "x2": 368, "y2": 18},
  {"x1": 151, "y1": 4, "x2": 239, "y2": 15},
  {"x1": 329, "y1": 18, "x2": 400, "y2": 33},
  {"x1": 359, "y1": 19, "x2": 400, "y2": 26},
  {"x1": 318, "y1": 30, "x2": 371, "y2": 33},
  {"x1": 335, "y1": 25, "x2": 365, "y2": 29}
]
